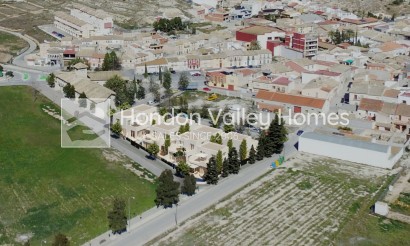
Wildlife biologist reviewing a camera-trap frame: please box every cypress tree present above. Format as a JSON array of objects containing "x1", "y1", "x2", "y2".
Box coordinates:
[
  {"x1": 267, "y1": 114, "x2": 287, "y2": 155},
  {"x1": 227, "y1": 138, "x2": 233, "y2": 151},
  {"x1": 228, "y1": 147, "x2": 240, "y2": 174},
  {"x1": 256, "y1": 132, "x2": 265, "y2": 161},
  {"x1": 155, "y1": 170, "x2": 180, "y2": 208},
  {"x1": 216, "y1": 150, "x2": 223, "y2": 174},
  {"x1": 221, "y1": 157, "x2": 229, "y2": 178},
  {"x1": 248, "y1": 145, "x2": 256, "y2": 164},
  {"x1": 239, "y1": 139, "x2": 247, "y2": 165},
  {"x1": 181, "y1": 174, "x2": 196, "y2": 196},
  {"x1": 204, "y1": 156, "x2": 219, "y2": 185}
]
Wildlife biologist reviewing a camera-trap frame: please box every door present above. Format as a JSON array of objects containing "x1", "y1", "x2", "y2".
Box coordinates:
[
  {"x1": 228, "y1": 85, "x2": 234, "y2": 91},
  {"x1": 294, "y1": 106, "x2": 302, "y2": 113}
]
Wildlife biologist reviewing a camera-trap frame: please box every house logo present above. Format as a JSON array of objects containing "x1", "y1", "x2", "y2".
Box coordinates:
[{"x1": 61, "y1": 98, "x2": 111, "y2": 148}]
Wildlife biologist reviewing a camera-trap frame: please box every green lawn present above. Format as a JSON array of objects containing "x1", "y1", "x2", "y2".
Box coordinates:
[
  {"x1": 0, "y1": 31, "x2": 28, "y2": 55},
  {"x1": 0, "y1": 86, "x2": 157, "y2": 245}
]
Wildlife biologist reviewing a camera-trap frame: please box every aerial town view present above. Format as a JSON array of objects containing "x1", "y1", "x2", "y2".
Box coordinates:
[{"x1": 1, "y1": 0, "x2": 410, "y2": 245}]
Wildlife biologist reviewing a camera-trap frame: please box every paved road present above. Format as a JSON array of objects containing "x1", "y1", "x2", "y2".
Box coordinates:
[
  {"x1": 0, "y1": 26, "x2": 60, "y2": 73},
  {"x1": 111, "y1": 137, "x2": 173, "y2": 176},
  {"x1": 85, "y1": 131, "x2": 300, "y2": 246}
]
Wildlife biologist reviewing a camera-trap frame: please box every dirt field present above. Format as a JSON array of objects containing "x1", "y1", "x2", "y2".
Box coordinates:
[{"x1": 153, "y1": 153, "x2": 393, "y2": 246}]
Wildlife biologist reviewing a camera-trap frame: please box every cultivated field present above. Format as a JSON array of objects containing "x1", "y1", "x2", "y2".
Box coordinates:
[
  {"x1": 154, "y1": 153, "x2": 400, "y2": 246},
  {"x1": 0, "y1": 86, "x2": 157, "y2": 245}
]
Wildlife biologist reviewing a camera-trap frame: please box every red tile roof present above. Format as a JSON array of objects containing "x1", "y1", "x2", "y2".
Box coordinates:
[
  {"x1": 358, "y1": 98, "x2": 383, "y2": 112},
  {"x1": 256, "y1": 91, "x2": 326, "y2": 109},
  {"x1": 304, "y1": 70, "x2": 341, "y2": 76},
  {"x1": 285, "y1": 61, "x2": 307, "y2": 73}
]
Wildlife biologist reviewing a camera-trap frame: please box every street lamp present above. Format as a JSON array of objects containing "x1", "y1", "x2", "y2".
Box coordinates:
[{"x1": 128, "y1": 196, "x2": 135, "y2": 231}]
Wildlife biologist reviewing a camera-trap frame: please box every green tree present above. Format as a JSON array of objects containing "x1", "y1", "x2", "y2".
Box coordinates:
[
  {"x1": 107, "y1": 197, "x2": 127, "y2": 234},
  {"x1": 227, "y1": 139, "x2": 233, "y2": 151},
  {"x1": 164, "y1": 134, "x2": 171, "y2": 154},
  {"x1": 224, "y1": 124, "x2": 235, "y2": 133},
  {"x1": 155, "y1": 169, "x2": 180, "y2": 208},
  {"x1": 178, "y1": 72, "x2": 190, "y2": 90},
  {"x1": 248, "y1": 145, "x2": 256, "y2": 164},
  {"x1": 163, "y1": 70, "x2": 172, "y2": 94},
  {"x1": 256, "y1": 131, "x2": 266, "y2": 160},
  {"x1": 221, "y1": 157, "x2": 229, "y2": 178},
  {"x1": 204, "y1": 156, "x2": 219, "y2": 185},
  {"x1": 249, "y1": 40, "x2": 261, "y2": 50},
  {"x1": 181, "y1": 174, "x2": 196, "y2": 196},
  {"x1": 144, "y1": 64, "x2": 148, "y2": 78},
  {"x1": 239, "y1": 139, "x2": 247, "y2": 165},
  {"x1": 111, "y1": 120, "x2": 122, "y2": 136},
  {"x1": 102, "y1": 51, "x2": 121, "y2": 71},
  {"x1": 176, "y1": 161, "x2": 190, "y2": 177},
  {"x1": 210, "y1": 133, "x2": 222, "y2": 144},
  {"x1": 184, "y1": 123, "x2": 190, "y2": 132},
  {"x1": 63, "y1": 83, "x2": 75, "y2": 98},
  {"x1": 136, "y1": 84, "x2": 146, "y2": 100},
  {"x1": 147, "y1": 142, "x2": 160, "y2": 158},
  {"x1": 105, "y1": 75, "x2": 134, "y2": 106},
  {"x1": 266, "y1": 115, "x2": 287, "y2": 155},
  {"x1": 47, "y1": 73, "x2": 55, "y2": 88},
  {"x1": 52, "y1": 233, "x2": 69, "y2": 246},
  {"x1": 79, "y1": 92, "x2": 87, "y2": 108},
  {"x1": 216, "y1": 150, "x2": 223, "y2": 174},
  {"x1": 158, "y1": 66, "x2": 163, "y2": 83},
  {"x1": 228, "y1": 147, "x2": 240, "y2": 174}
]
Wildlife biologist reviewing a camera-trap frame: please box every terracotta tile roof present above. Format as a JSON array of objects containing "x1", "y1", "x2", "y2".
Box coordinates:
[
  {"x1": 341, "y1": 18, "x2": 378, "y2": 25},
  {"x1": 379, "y1": 42, "x2": 405, "y2": 52},
  {"x1": 358, "y1": 98, "x2": 383, "y2": 112},
  {"x1": 395, "y1": 103, "x2": 410, "y2": 117},
  {"x1": 256, "y1": 91, "x2": 326, "y2": 109},
  {"x1": 383, "y1": 89, "x2": 400, "y2": 98},
  {"x1": 304, "y1": 70, "x2": 341, "y2": 76},
  {"x1": 237, "y1": 25, "x2": 284, "y2": 35},
  {"x1": 236, "y1": 68, "x2": 257, "y2": 76},
  {"x1": 285, "y1": 61, "x2": 307, "y2": 73},
  {"x1": 258, "y1": 102, "x2": 283, "y2": 112}
]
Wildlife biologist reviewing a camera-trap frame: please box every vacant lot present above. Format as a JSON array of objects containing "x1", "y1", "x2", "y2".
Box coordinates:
[
  {"x1": 0, "y1": 86, "x2": 156, "y2": 245},
  {"x1": 154, "y1": 153, "x2": 398, "y2": 245},
  {"x1": 0, "y1": 31, "x2": 28, "y2": 56}
]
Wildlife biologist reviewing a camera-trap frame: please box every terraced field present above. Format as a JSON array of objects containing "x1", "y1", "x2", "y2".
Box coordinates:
[{"x1": 155, "y1": 154, "x2": 392, "y2": 245}]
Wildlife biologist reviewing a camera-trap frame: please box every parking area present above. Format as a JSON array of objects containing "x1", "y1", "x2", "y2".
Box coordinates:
[{"x1": 38, "y1": 24, "x2": 72, "y2": 41}]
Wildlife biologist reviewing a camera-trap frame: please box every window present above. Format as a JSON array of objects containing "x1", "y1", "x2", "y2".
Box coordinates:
[
  {"x1": 191, "y1": 144, "x2": 194, "y2": 150},
  {"x1": 131, "y1": 131, "x2": 135, "y2": 138}
]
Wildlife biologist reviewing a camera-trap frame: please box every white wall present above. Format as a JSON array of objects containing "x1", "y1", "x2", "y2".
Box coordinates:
[{"x1": 299, "y1": 135, "x2": 399, "y2": 169}]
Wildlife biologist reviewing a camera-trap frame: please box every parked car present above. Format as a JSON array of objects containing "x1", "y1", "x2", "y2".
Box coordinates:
[
  {"x1": 147, "y1": 100, "x2": 155, "y2": 105},
  {"x1": 203, "y1": 87, "x2": 211, "y2": 91},
  {"x1": 297, "y1": 130, "x2": 304, "y2": 136}
]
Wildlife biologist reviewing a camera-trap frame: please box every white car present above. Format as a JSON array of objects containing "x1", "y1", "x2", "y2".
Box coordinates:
[{"x1": 147, "y1": 100, "x2": 155, "y2": 105}]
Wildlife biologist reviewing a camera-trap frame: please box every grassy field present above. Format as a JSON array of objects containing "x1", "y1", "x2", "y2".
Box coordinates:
[
  {"x1": 0, "y1": 86, "x2": 157, "y2": 245},
  {"x1": 0, "y1": 31, "x2": 28, "y2": 55}
]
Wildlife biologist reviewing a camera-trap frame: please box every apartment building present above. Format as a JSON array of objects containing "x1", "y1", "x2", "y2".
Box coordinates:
[
  {"x1": 284, "y1": 32, "x2": 318, "y2": 57},
  {"x1": 70, "y1": 3, "x2": 114, "y2": 36},
  {"x1": 54, "y1": 11, "x2": 93, "y2": 38}
]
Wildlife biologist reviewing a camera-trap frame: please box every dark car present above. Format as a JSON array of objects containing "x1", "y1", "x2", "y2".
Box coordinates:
[{"x1": 297, "y1": 130, "x2": 304, "y2": 136}]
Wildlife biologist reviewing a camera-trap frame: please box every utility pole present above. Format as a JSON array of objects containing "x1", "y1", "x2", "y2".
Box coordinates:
[
  {"x1": 175, "y1": 203, "x2": 178, "y2": 226},
  {"x1": 128, "y1": 196, "x2": 135, "y2": 231}
]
